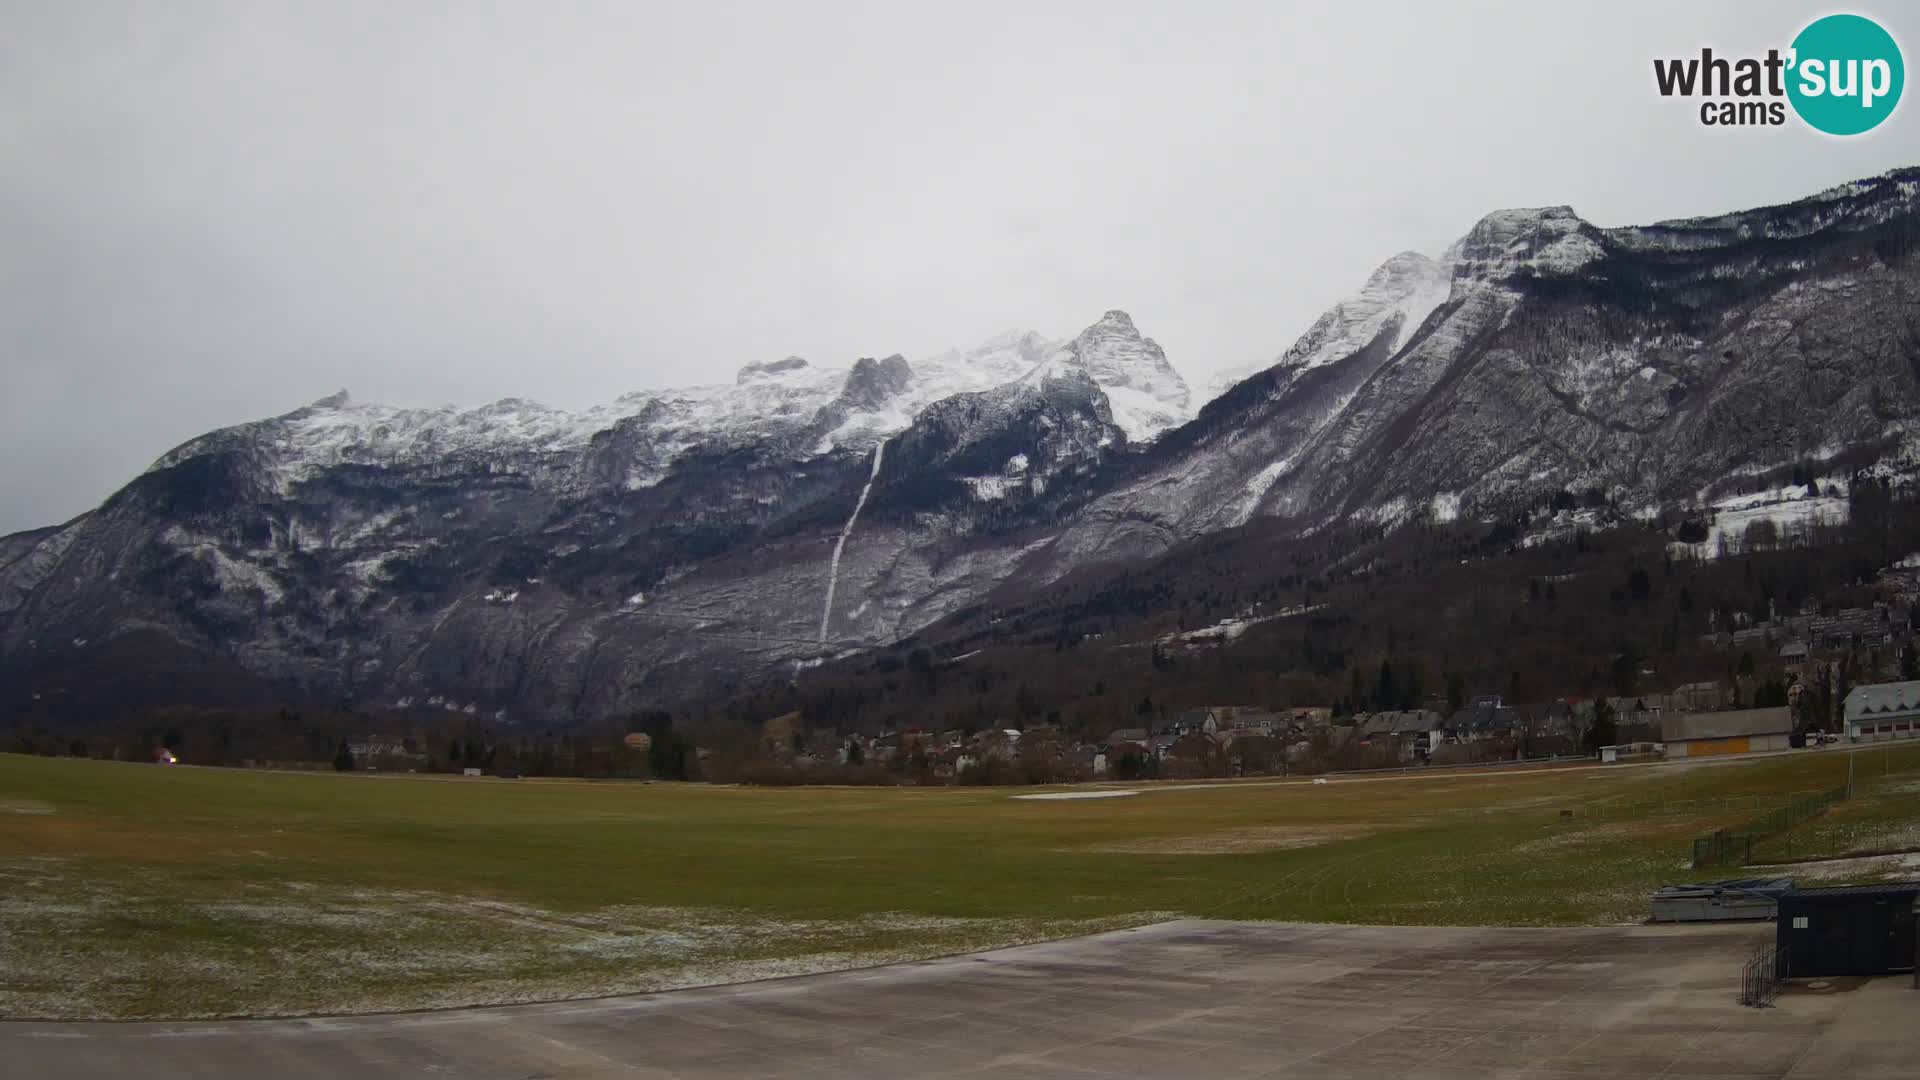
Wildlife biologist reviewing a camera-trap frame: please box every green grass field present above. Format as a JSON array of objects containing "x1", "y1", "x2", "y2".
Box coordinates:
[{"x1": 4, "y1": 746, "x2": 1919, "y2": 1019}]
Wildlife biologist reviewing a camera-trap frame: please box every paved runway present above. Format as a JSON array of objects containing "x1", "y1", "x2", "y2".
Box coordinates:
[{"x1": 4, "y1": 920, "x2": 1912, "y2": 1078}]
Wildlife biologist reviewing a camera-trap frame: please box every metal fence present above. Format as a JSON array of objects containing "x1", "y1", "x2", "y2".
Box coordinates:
[
  {"x1": 1573, "y1": 793, "x2": 1778, "y2": 821},
  {"x1": 1689, "y1": 785, "x2": 1850, "y2": 868},
  {"x1": 1691, "y1": 830, "x2": 1752, "y2": 868},
  {"x1": 1740, "y1": 943, "x2": 1789, "y2": 1007}
]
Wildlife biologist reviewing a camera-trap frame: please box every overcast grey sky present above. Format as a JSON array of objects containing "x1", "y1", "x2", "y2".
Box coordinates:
[{"x1": 2, "y1": 1, "x2": 1915, "y2": 535}]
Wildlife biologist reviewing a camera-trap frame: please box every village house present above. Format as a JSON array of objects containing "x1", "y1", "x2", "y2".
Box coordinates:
[
  {"x1": 1146, "y1": 732, "x2": 1180, "y2": 762},
  {"x1": 1164, "y1": 731, "x2": 1224, "y2": 773},
  {"x1": 1219, "y1": 712, "x2": 1275, "y2": 738},
  {"x1": 930, "y1": 746, "x2": 965, "y2": 780},
  {"x1": 1517, "y1": 701, "x2": 1582, "y2": 757},
  {"x1": 1669, "y1": 681, "x2": 1724, "y2": 713},
  {"x1": 968, "y1": 729, "x2": 1022, "y2": 761},
  {"x1": 1778, "y1": 640, "x2": 1811, "y2": 675},
  {"x1": 346, "y1": 737, "x2": 418, "y2": 762},
  {"x1": 1614, "y1": 706, "x2": 1664, "y2": 744},
  {"x1": 1391, "y1": 710, "x2": 1445, "y2": 757},
  {"x1": 1169, "y1": 708, "x2": 1220, "y2": 737},
  {"x1": 1457, "y1": 697, "x2": 1519, "y2": 742},
  {"x1": 1062, "y1": 745, "x2": 1099, "y2": 777},
  {"x1": 1354, "y1": 712, "x2": 1396, "y2": 746}
]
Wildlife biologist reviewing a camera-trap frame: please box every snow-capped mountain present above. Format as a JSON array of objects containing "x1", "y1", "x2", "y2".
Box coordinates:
[
  {"x1": 1046, "y1": 168, "x2": 1920, "y2": 574},
  {"x1": 6, "y1": 168, "x2": 1920, "y2": 723},
  {"x1": 132, "y1": 314, "x2": 1188, "y2": 502},
  {"x1": 0, "y1": 311, "x2": 1189, "y2": 720}
]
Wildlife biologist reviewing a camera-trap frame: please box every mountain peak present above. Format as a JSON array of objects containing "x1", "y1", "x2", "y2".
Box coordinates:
[
  {"x1": 1365, "y1": 251, "x2": 1445, "y2": 292},
  {"x1": 736, "y1": 356, "x2": 811, "y2": 384},
  {"x1": 1042, "y1": 311, "x2": 1192, "y2": 443},
  {"x1": 1446, "y1": 205, "x2": 1601, "y2": 278},
  {"x1": 837, "y1": 354, "x2": 914, "y2": 411}
]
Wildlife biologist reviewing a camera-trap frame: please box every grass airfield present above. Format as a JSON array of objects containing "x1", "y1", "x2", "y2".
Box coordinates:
[{"x1": 3, "y1": 746, "x2": 1918, "y2": 1019}]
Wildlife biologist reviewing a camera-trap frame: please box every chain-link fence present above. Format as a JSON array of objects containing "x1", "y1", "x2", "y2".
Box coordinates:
[
  {"x1": 1692, "y1": 829, "x2": 1753, "y2": 867},
  {"x1": 1690, "y1": 785, "x2": 1849, "y2": 868},
  {"x1": 1567, "y1": 793, "x2": 1779, "y2": 821}
]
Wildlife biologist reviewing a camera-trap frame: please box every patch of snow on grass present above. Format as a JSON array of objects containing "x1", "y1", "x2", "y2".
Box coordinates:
[{"x1": 0, "y1": 864, "x2": 1171, "y2": 1019}]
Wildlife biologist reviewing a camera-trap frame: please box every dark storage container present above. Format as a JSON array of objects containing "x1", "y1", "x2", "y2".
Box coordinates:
[{"x1": 1775, "y1": 883, "x2": 1920, "y2": 978}]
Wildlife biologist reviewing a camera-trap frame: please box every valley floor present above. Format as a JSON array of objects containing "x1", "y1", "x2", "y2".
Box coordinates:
[{"x1": 2, "y1": 746, "x2": 1919, "y2": 1020}]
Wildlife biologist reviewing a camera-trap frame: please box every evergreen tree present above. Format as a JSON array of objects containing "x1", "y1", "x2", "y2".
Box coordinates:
[
  {"x1": 1586, "y1": 697, "x2": 1617, "y2": 753},
  {"x1": 1374, "y1": 658, "x2": 1396, "y2": 712}
]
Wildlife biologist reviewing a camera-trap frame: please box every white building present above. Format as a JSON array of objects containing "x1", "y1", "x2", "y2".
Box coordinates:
[{"x1": 1844, "y1": 681, "x2": 1920, "y2": 742}]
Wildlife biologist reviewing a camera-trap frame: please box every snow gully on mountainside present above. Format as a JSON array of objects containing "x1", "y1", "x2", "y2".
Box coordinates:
[{"x1": 818, "y1": 437, "x2": 887, "y2": 643}]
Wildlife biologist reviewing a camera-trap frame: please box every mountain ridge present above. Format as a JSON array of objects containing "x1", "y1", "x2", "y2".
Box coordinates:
[{"x1": 5, "y1": 167, "x2": 1919, "y2": 724}]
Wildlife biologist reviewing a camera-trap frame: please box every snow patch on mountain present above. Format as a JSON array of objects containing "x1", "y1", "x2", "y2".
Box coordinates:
[
  {"x1": 1670, "y1": 486, "x2": 1851, "y2": 560},
  {"x1": 962, "y1": 476, "x2": 1019, "y2": 501},
  {"x1": 158, "y1": 525, "x2": 286, "y2": 605},
  {"x1": 1226, "y1": 457, "x2": 1293, "y2": 526}
]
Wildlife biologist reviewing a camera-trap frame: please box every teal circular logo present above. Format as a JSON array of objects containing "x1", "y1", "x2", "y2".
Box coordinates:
[{"x1": 1788, "y1": 14, "x2": 1904, "y2": 135}]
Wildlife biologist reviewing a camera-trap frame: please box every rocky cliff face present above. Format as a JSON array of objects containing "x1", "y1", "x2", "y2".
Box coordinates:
[{"x1": 6, "y1": 169, "x2": 1920, "y2": 723}]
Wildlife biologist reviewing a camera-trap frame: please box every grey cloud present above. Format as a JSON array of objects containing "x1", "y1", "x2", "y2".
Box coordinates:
[{"x1": 1, "y1": 0, "x2": 1913, "y2": 532}]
